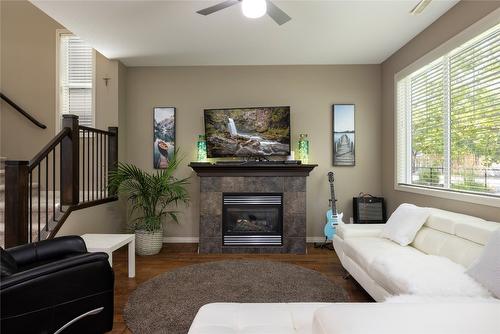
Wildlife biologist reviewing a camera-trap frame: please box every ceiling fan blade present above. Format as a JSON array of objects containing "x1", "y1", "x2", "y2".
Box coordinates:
[
  {"x1": 196, "y1": 0, "x2": 240, "y2": 16},
  {"x1": 266, "y1": 1, "x2": 291, "y2": 25},
  {"x1": 410, "y1": 0, "x2": 432, "y2": 14}
]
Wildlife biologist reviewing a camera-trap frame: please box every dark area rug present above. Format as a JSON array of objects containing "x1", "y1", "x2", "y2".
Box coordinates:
[{"x1": 124, "y1": 260, "x2": 348, "y2": 334}]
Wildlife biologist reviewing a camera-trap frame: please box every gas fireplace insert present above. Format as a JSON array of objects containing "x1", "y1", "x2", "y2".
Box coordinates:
[{"x1": 222, "y1": 193, "x2": 283, "y2": 246}]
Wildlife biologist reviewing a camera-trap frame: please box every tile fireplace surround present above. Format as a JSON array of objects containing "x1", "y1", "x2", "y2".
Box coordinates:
[{"x1": 189, "y1": 164, "x2": 317, "y2": 254}]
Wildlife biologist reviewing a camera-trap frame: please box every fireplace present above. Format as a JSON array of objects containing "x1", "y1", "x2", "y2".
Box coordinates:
[
  {"x1": 190, "y1": 163, "x2": 317, "y2": 254},
  {"x1": 223, "y1": 193, "x2": 283, "y2": 246}
]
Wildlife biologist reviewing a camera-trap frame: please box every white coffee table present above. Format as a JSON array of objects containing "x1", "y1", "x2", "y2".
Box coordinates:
[{"x1": 81, "y1": 234, "x2": 135, "y2": 278}]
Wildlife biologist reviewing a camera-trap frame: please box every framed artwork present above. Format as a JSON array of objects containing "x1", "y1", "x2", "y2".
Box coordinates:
[
  {"x1": 332, "y1": 104, "x2": 355, "y2": 166},
  {"x1": 153, "y1": 107, "x2": 176, "y2": 169}
]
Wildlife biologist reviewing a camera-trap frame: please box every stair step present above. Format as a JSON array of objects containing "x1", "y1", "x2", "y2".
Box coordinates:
[
  {"x1": 0, "y1": 206, "x2": 63, "y2": 227},
  {"x1": 0, "y1": 230, "x2": 51, "y2": 248},
  {"x1": 0, "y1": 182, "x2": 40, "y2": 192},
  {"x1": 0, "y1": 201, "x2": 63, "y2": 215},
  {"x1": 0, "y1": 189, "x2": 55, "y2": 199},
  {"x1": 0, "y1": 221, "x2": 57, "y2": 232}
]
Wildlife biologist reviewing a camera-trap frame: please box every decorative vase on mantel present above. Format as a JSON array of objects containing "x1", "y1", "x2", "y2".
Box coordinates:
[
  {"x1": 298, "y1": 134, "x2": 309, "y2": 164},
  {"x1": 197, "y1": 134, "x2": 207, "y2": 162}
]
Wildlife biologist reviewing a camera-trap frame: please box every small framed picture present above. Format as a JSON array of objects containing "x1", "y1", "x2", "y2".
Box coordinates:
[
  {"x1": 153, "y1": 107, "x2": 176, "y2": 169},
  {"x1": 332, "y1": 104, "x2": 355, "y2": 166}
]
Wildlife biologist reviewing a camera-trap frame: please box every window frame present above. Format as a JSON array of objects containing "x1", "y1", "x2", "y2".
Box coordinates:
[
  {"x1": 394, "y1": 9, "x2": 500, "y2": 208},
  {"x1": 55, "y1": 29, "x2": 96, "y2": 133}
]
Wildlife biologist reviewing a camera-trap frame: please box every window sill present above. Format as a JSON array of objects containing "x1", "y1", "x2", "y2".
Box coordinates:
[{"x1": 394, "y1": 184, "x2": 500, "y2": 208}]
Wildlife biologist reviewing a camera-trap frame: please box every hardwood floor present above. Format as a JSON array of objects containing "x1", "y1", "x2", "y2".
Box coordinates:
[{"x1": 109, "y1": 243, "x2": 373, "y2": 333}]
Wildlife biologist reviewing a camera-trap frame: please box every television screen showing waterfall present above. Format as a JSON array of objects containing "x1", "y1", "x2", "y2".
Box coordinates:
[{"x1": 204, "y1": 106, "x2": 291, "y2": 157}]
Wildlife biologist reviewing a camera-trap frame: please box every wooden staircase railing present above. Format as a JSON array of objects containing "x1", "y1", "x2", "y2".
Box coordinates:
[
  {"x1": 4, "y1": 115, "x2": 118, "y2": 247},
  {"x1": 1, "y1": 92, "x2": 47, "y2": 129}
]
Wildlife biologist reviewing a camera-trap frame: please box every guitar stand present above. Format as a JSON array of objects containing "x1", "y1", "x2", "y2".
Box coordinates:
[{"x1": 314, "y1": 237, "x2": 335, "y2": 251}]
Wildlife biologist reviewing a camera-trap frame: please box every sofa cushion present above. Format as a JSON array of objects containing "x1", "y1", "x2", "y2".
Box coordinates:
[
  {"x1": 424, "y1": 208, "x2": 485, "y2": 234},
  {"x1": 188, "y1": 303, "x2": 331, "y2": 334},
  {"x1": 380, "y1": 203, "x2": 430, "y2": 246},
  {"x1": 466, "y1": 229, "x2": 500, "y2": 298},
  {"x1": 336, "y1": 224, "x2": 385, "y2": 240},
  {"x1": 411, "y1": 226, "x2": 484, "y2": 268},
  {"x1": 189, "y1": 303, "x2": 293, "y2": 334},
  {"x1": 455, "y1": 220, "x2": 500, "y2": 246},
  {"x1": 343, "y1": 237, "x2": 423, "y2": 272},
  {"x1": 370, "y1": 252, "x2": 491, "y2": 297},
  {"x1": 288, "y1": 303, "x2": 333, "y2": 334},
  {"x1": 312, "y1": 303, "x2": 500, "y2": 334}
]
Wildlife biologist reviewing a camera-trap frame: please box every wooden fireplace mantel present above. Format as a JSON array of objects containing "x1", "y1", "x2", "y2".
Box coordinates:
[{"x1": 188, "y1": 162, "x2": 318, "y2": 177}]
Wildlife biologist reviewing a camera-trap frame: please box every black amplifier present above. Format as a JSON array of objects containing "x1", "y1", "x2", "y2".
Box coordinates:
[{"x1": 353, "y1": 194, "x2": 386, "y2": 224}]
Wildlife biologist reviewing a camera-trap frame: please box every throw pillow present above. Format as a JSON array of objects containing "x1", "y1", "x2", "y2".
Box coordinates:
[
  {"x1": 466, "y1": 228, "x2": 500, "y2": 299},
  {"x1": 0, "y1": 247, "x2": 18, "y2": 277},
  {"x1": 380, "y1": 203, "x2": 430, "y2": 246}
]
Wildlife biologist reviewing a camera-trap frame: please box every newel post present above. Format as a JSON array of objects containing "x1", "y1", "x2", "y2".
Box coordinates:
[
  {"x1": 61, "y1": 114, "x2": 80, "y2": 205},
  {"x1": 107, "y1": 127, "x2": 118, "y2": 196},
  {"x1": 4, "y1": 161, "x2": 29, "y2": 247}
]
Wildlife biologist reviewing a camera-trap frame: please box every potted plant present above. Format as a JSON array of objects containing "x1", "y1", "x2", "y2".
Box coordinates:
[{"x1": 108, "y1": 153, "x2": 189, "y2": 255}]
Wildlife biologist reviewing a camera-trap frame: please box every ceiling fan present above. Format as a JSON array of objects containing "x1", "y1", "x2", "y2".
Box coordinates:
[
  {"x1": 196, "y1": 0, "x2": 291, "y2": 26},
  {"x1": 410, "y1": 0, "x2": 432, "y2": 14}
]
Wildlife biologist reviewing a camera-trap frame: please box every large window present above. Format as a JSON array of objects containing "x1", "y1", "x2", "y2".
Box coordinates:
[
  {"x1": 396, "y1": 23, "x2": 499, "y2": 200},
  {"x1": 58, "y1": 32, "x2": 94, "y2": 128}
]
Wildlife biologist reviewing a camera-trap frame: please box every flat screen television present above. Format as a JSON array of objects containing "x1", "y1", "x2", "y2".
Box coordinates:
[{"x1": 204, "y1": 106, "x2": 291, "y2": 158}]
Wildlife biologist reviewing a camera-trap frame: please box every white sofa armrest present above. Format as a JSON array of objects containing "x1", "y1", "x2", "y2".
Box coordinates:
[
  {"x1": 312, "y1": 303, "x2": 500, "y2": 334},
  {"x1": 336, "y1": 224, "x2": 385, "y2": 240}
]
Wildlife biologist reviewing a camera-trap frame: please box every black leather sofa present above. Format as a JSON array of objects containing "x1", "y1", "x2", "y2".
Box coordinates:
[{"x1": 1, "y1": 236, "x2": 114, "y2": 334}]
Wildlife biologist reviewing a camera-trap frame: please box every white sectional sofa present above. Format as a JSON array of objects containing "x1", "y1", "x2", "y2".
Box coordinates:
[
  {"x1": 332, "y1": 207, "x2": 499, "y2": 302},
  {"x1": 188, "y1": 207, "x2": 500, "y2": 334},
  {"x1": 189, "y1": 302, "x2": 500, "y2": 334}
]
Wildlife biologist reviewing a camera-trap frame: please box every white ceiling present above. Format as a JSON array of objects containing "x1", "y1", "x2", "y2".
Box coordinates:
[{"x1": 31, "y1": 0, "x2": 459, "y2": 66}]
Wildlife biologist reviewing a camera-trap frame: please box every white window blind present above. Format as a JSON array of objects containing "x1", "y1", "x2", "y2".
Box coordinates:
[
  {"x1": 396, "y1": 23, "x2": 500, "y2": 198},
  {"x1": 59, "y1": 34, "x2": 94, "y2": 127}
]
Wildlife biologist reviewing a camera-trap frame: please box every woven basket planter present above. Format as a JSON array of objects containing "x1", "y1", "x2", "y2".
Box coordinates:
[{"x1": 135, "y1": 230, "x2": 163, "y2": 256}]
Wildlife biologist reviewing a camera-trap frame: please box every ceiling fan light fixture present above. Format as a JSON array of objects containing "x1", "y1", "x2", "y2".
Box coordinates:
[{"x1": 241, "y1": 0, "x2": 267, "y2": 19}]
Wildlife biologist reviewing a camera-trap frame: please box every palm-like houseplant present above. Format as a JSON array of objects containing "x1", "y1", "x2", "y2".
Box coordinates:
[{"x1": 108, "y1": 153, "x2": 190, "y2": 255}]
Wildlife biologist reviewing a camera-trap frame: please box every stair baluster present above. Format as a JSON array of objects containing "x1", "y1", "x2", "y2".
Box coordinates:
[{"x1": 3, "y1": 115, "x2": 118, "y2": 247}]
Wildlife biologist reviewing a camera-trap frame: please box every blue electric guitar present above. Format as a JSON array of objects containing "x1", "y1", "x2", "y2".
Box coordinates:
[{"x1": 324, "y1": 172, "x2": 343, "y2": 240}]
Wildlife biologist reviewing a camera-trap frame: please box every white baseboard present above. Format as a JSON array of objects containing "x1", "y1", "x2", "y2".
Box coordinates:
[
  {"x1": 162, "y1": 237, "x2": 327, "y2": 243},
  {"x1": 306, "y1": 237, "x2": 328, "y2": 243},
  {"x1": 163, "y1": 237, "x2": 199, "y2": 243}
]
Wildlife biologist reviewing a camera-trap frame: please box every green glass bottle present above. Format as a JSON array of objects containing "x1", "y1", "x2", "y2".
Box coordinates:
[
  {"x1": 298, "y1": 134, "x2": 309, "y2": 164},
  {"x1": 197, "y1": 134, "x2": 207, "y2": 162}
]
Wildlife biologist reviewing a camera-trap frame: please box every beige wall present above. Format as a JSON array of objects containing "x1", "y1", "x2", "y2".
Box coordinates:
[
  {"x1": 95, "y1": 52, "x2": 119, "y2": 129},
  {"x1": 0, "y1": 0, "x2": 124, "y2": 160},
  {"x1": 118, "y1": 62, "x2": 128, "y2": 162},
  {"x1": 56, "y1": 201, "x2": 124, "y2": 237},
  {"x1": 1, "y1": 0, "x2": 63, "y2": 160},
  {"x1": 381, "y1": 1, "x2": 500, "y2": 221},
  {"x1": 125, "y1": 65, "x2": 382, "y2": 239},
  {"x1": 1, "y1": 0, "x2": 126, "y2": 233},
  {"x1": 4, "y1": 0, "x2": 497, "y2": 241}
]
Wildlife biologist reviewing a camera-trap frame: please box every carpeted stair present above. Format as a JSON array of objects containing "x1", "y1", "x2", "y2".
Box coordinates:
[{"x1": 0, "y1": 157, "x2": 61, "y2": 248}]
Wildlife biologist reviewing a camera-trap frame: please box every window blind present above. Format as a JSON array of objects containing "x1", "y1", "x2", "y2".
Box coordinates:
[
  {"x1": 396, "y1": 23, "x2": 500, "y2": 197},
  {"x1": 59, "y1": 34, "x2": 93, "y2": 127},
  {"x1": 410, "y1": 61, "x2": 445, "y2": 187},
  {"x1": 449, "y1": 27, "x2": 500, "y2": 193}
]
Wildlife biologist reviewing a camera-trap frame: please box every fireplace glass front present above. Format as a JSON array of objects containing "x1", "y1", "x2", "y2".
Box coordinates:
[{"x1": 223, "y1": 194, "x2": 283, "y2": 246}]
